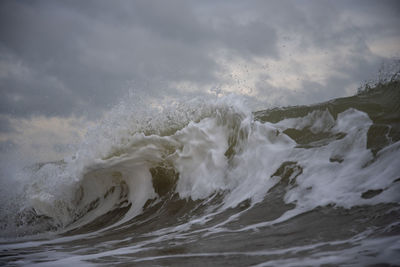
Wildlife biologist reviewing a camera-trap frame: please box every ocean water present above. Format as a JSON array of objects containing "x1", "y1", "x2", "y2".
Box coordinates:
[{"x1": 0, "y1": 81, "x2": 399, "y2": 266}]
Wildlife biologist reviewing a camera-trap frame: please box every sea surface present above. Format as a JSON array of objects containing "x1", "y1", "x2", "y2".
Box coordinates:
[{"x1": 1, "y1": 81, "x2": 400, "y2": 266}]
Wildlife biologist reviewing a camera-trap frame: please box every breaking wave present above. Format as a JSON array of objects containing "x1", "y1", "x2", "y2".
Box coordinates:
[{"x1": 1, "y1": 79, "x2": 400, "y2": 266}]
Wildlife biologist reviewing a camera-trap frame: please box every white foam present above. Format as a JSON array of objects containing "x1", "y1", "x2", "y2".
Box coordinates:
[{"x1": 173, "y1": 117, "x2": 229, "y2": 200}]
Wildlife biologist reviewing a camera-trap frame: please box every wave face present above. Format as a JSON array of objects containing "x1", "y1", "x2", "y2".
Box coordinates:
[{"x1": 1, "y1": 81, "x2": 400, "y2": 266}]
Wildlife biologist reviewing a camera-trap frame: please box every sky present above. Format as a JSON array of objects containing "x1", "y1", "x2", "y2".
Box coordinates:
[{"x1": 0, "y1": 0, "x2": 399, "y2": 162}]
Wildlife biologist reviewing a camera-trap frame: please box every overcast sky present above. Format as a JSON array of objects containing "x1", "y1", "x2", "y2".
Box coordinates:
[{"x1": 0, "y1": 0, "x2": 399, "y2": 162}]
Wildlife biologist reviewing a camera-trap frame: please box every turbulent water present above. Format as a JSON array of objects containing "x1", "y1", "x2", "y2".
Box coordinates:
[{"x1": 1, "y1": 81, "x2": 400, "y2": 266}]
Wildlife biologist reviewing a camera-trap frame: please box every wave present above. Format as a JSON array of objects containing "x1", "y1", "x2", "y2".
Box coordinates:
[
  {"x1": 1, "y1": 80, "x2": 397, "y2": 235},
  {"x1": 0, "y1": 80, "x2": 399, "y2": 266}
]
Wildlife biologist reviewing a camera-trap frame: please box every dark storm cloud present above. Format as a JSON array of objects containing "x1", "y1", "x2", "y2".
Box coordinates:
[
  {"x1": 0, "y1": 0, "x2": 399, "y2": 119},
  {"x1": 0, "y1": 0, "x2": 222, "y2": 117},
  {"x1": 1, "y1": 0, "x2": 276, "y2": 118},
  {"x1": 0, "y1": 52, "x2": 77, "y2": 117}
]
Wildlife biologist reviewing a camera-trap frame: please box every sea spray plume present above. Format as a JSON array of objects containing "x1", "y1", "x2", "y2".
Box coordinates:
[
  {"x1": 2, "y1": 94, "x2": 252, "y2": 234},
  {"x1": 358, "y1": 59, "x2": 400, "y2": 94}
]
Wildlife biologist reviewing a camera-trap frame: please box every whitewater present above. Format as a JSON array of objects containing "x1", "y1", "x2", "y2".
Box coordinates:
[{"x1": 0, "y1": 80, "x2": 399, "y2": 266}]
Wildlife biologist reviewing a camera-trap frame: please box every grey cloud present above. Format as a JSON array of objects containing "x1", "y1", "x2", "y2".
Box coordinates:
[
  {"x1": 0, "y1": 53, "x2": 78, "y2": 117},
  {"x1": 0, "y1": 0, "x2": 226, "y2": 118},
  {"x1": 0, "y1": 140, "x2": 16, "y2": 152},
  {"x1": 255, "y1": 56, "x2": 384, "y2": 108},
  {"x1": 0, "y1": 116, "x2": 15, "y2": 133},
  {"x1": 255, "y1": 77, "x2": 341, "y2": 108},
  {"x1": 53, "y1": 143, "x2": 72, "y2": 154},
  {"x1": 247, "y1": 0, "x2": 399, "y2": 53},
  {"x1": 0, "y1": 0, "x2": 399, "y2": 121},
  {"x1": 216, "y1": 20, "x2": 278, "y2": 58},
  {"x1": 0, "y1": 0, "x2": 282, "y2": 119}
]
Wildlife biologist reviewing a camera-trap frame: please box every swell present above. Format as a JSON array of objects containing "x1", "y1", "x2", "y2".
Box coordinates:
[{"x1": 255, "y1": 80, "x2": 400, "y2": 154}]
